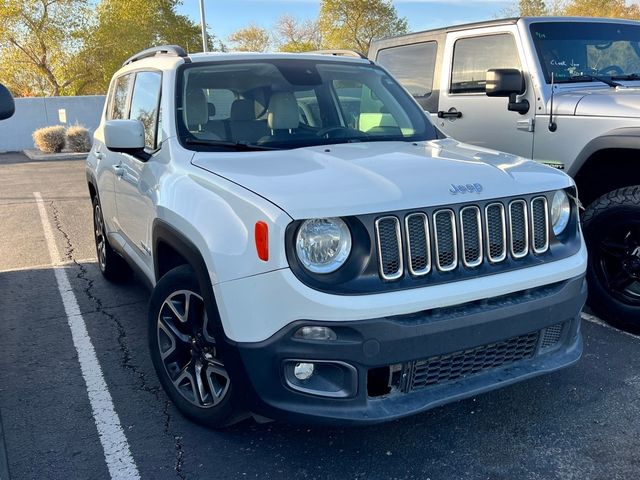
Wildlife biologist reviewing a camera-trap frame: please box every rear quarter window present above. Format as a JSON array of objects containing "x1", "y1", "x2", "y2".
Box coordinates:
[{"x1": 376, "y1": 42, "x2": 438, "y2": 106}]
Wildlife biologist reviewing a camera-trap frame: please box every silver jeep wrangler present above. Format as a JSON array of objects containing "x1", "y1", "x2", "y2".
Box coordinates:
[{"x1": 370, "y1": 17, "x2": 640, "y2": 331}]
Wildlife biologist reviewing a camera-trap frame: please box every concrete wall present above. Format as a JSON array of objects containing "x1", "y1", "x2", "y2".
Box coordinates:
[{"x1": 0, "y1": 95, "x2": 106, "y2": 152}]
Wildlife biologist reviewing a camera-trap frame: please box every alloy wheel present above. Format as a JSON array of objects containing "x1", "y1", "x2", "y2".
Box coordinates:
[
  {"x1": 157, "y1": 290, "x2": 230, "y2": 408},
  {"x1": 597, "y1": 224, "x2": 640, "y2": 306}
]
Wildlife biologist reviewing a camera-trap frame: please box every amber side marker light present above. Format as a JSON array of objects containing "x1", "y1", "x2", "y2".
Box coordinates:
[{"x1": 255, "y1": 221, "x2": 269, "y2": 261}]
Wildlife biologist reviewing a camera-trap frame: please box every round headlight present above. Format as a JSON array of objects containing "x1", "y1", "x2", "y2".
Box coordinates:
[
  {"x1": 551, "y1": 190, "x2": 571, "y2": 236},
  {"x1": 295, "y1": 218, "x2": 352, "y2": 274}
]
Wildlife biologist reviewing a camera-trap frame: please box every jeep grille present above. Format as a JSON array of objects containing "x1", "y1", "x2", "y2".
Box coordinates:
[{"x1": 375, "y1": 196, "x2": 551, "y2": 281}]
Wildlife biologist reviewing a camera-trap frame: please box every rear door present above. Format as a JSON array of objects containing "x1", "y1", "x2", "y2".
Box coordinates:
[
  {"x1": 98, "y1": 73, "x2": 133, "y2": 233},
  {"x1": 436, "y1": 27, "x2": 536, "y2": 158}
]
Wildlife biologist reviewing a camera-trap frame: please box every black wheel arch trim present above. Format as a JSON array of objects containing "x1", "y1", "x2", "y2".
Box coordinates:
[
  {"x1": 570, "y1": 127, "x2": 640, "y2": 177},
  {"x1": 151, "y1": 219, "x2": 264, "y2": 411}
]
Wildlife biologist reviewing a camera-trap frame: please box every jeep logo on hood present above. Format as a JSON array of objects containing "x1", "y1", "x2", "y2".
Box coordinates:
[{"x1": 450, "y1": 183, "x2": 483, "y2": 195}]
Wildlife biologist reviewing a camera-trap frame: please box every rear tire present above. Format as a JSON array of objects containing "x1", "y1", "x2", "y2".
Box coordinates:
[
  {"x1": 148, "y1": 265, "x2": 246, "y2": 428},
  {"x1": 582, "y1": 186, "x2": 640, "y2": 333},
  {"x1": 92, "y1": 196, "x2": 131, "y2": 282}
]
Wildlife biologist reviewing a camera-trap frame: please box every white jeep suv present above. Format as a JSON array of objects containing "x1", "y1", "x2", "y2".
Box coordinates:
[{"x1": 86, "y1": 46, "x2": 587, "y2": 427}]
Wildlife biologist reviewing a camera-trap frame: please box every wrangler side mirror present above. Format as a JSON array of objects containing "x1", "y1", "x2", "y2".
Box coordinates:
[
  {"x1": 485, "y1": 69, "x2": 529, "y2": 114},
  {"x1": 0, "y1": 83, "x2": 15, "y2": 121}
]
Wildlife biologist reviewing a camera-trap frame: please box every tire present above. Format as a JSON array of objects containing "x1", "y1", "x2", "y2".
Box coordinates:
[
  {"x1": 582, "y1": 186, "x2": 640, "y2": 333},
  {"x1": 92, "y1": 196, "x2": 131, "y2": 282},
  {"x1": 148, "y1": 265, "x2": 245, "y2": 428}
]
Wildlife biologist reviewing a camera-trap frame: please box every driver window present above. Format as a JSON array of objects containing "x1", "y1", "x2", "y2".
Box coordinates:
[{"x1": 451, "y1": 34, "x2": 521, "y2": 94}]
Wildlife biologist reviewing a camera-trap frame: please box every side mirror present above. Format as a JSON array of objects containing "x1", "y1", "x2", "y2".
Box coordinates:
[
  {"x1": 0, "y1": 83, "x2": 15, "y2": 121},
  {"x1": 485, "y1": 69, "x2": 529, "y2": 114},
  {"x1": 104, "y1": 119, "x2": 148, "y2": 159}
]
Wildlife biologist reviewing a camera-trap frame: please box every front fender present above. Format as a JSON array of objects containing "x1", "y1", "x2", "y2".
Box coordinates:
[
  {"x1": 154, "y1": 171, "x2": 292, "y2": 286},
  {"x1": 570, "y1": 126, "x2": 640, "y2": 177}
]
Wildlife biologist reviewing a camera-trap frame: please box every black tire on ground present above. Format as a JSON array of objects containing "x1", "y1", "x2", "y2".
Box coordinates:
[
  {"x1": 582, "y1": 186, "x2": 640, "y2": 333},
  {"x1": 148, "y1": 264, "x2": 246, "y2": 428},
  {"x1": 92, "y1": 196, "x2": 131, "y2": 282}
]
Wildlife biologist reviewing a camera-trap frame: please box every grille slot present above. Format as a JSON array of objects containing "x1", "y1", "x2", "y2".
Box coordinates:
[
  {"x1": 509, "y1": 200, "x2": 529, "y2": 258},
  {"x1": 485, "y1": 203, "x2": 507, "y2": 263},
  {"x1": 460, "y1": 206, "x2": 482, "y2": 267},
  {"x1": 531, "y1": 197, "x2": 549, "y2": 254},
  {"x1": 433, "y1": 210, "x2": 457, "y2": 271},
  {"x1": 406, "y1": 331, "x2": 540, "y2": 392},
  {"x1": 405, "y1": 213, "x2": 431, "y2": 276},
  {"x1": 375, "y1": 216, "x2": 403, "y2": 281},
  {"x1": 540, "y1": 323, "x2": 564, "y2": 350}
]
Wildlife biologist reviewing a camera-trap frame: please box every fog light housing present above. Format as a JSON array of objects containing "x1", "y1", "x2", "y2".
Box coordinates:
[
  {"x1": 294, "y1": 326, "x2": 337, "y2": 341},
  {"x1": 283, "y1": 360, "x2": 357, "y2": 398},
  {"x1": 293, "y1": 362, "x2": 315, "y2": 381}
]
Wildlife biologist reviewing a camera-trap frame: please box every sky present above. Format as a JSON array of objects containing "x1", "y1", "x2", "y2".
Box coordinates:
[{"x1": 177, "y1": 0, "x2": 514, "y2": 42}]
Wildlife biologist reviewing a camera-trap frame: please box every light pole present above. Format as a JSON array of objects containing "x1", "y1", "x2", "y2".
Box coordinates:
[{"x1": 199, "y1": 0, "x2": 208, "y2": 52}]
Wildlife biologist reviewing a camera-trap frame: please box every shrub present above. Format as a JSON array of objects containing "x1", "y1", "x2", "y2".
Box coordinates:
[
  {"x1": 32, "y1": 125, "x2": 66, "y2": 153},
  {"x1": 66, "y1": 124, "x2": 92, "y2": 152}
]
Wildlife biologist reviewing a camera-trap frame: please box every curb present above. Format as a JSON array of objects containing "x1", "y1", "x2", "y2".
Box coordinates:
[{"x1": 23, "y1": 149, "x2": 87, "y2": 161}]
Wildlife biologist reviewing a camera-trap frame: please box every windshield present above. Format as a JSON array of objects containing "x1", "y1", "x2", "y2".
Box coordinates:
[
  {"x1": 530, "y1": 22, "x2": 640, "y2": 84},
  {"x1": 176, "y1": 59, "x2": 435, "y2": 150}
]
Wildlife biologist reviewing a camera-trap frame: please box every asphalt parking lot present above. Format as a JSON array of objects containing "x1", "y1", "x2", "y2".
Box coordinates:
[{"x1": 1, "y1": 152, "x2": 639, "y2": 480}]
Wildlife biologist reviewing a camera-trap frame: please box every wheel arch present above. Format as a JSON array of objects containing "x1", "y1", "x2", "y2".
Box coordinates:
[
  {"x1": 86, "y1": 170, "x2": 98, "y2": 201},
  {"x1": 571, "y1": 128, "x2": 640, "y2": 206}
]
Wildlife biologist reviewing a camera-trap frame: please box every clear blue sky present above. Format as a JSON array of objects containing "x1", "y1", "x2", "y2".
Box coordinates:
[{"x1": 177, "y1": 0, "x2": 513, "y2": 43}]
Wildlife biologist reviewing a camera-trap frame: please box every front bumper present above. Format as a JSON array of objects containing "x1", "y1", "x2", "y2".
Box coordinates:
[{"x1": 224, "y1": 274, "x2": 587, "y2": 425}]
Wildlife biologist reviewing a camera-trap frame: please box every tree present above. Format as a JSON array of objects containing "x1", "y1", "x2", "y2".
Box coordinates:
[
  {"x1": 274, "y1": 15, "x2": 321, "y2": 53},
  {"x1": 318, "y1": 0, "x2": 408, "y2": 53},
  {"x1": 82, "y1": 0, "x2": 206, "y2": 94},
  {"x1": 563, "y1": 0, "x2": 640, "y2": 18},
  {"x1": 0, "y1": 0, "x2": 93, "y2": 97},
  {"x1": 518, "y1": 0, "x2": 548, "y2": 16},
  {"x1": 227, "y1": 24, "x2": 271, "y2": 52}
]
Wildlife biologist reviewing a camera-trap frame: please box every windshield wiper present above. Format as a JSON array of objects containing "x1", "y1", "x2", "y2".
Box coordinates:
[
  {"x1": 611, "y1": 73, "x2": 640, "y2": 81},
  {"x1": 184, "y1": 138, "x2": 276, "y2": 151},
  {"x1": 565, "y1": 74, "x2": 622, "y2": 88}
]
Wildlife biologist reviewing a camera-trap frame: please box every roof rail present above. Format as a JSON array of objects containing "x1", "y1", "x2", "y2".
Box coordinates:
[
  {"x1": 305, "y1": 49, "x2": 367, "y2": 59},
  {"x1": 123, "y1": 45, "x2": 188, "y2": 67}
]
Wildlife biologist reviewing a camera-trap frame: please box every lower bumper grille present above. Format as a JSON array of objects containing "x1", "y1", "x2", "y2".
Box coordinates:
[{"x1": 402, "y1": 330, "x2": 542, "y2": 393}]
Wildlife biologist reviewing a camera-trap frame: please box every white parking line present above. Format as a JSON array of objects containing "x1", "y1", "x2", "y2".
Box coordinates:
[{"x1": 33, "y1": 192, "x2": 140, "y2": 480}]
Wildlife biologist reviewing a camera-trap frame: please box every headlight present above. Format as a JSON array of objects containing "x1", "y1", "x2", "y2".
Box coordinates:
[
  {"x1": 295, "y1": 218, "x2": 352, "y2": 273},
  {"x1": 551, "y1": 190, "x2": 571, "y2": 236}
]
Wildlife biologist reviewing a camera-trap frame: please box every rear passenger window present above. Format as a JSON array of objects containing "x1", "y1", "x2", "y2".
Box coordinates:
[
  {"x1": 204, "y1": 89, "x2": 235, "y2": 120},
  {"x1": 109, "y1": 74, "x2": 132, "y2": 120},
  {"x1": 129, "y1": 71, "x2": 162, "y2": 150},
  {"x1": 377, "y1": 42, "x2": 437, "y2": 102},
  {"x1": 451, "y1": 34, "x2": 521, "y2": 94}
]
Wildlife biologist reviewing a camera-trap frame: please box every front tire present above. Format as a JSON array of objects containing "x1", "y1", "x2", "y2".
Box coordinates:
[
  {"x1": 583, "y1": 186, "x2": 640, "y2": 333},
  {"x1": 92, "y1": 196, "x2": 131, "y2": 282},
  {"x1": 148, "y1": 265, "x2": 245, "y2": 428}
]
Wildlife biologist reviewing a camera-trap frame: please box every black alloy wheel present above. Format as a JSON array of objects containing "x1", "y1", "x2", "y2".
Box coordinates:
[{"x1": 583, "y1": 186, "x2": 640, "y2": 333}]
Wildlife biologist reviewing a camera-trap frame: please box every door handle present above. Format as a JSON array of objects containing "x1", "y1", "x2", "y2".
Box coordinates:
[
  {"x1": 95, "y1": 151, "x2": 104, "y2": 161},
  {"x1": 112, "y1": 164, "x2": 124, "y2": 178},
  {"x1": 437, "y1": 109, "x2": 463, "y2": 119}
]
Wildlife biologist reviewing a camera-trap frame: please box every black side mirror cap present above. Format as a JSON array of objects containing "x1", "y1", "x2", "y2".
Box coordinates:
[
  {"x1": 0, "y1": 83, "x2": 15, "y2": 121},
  {"x1": 485, "y1": 69, "x2": 525, "y2": 97}
]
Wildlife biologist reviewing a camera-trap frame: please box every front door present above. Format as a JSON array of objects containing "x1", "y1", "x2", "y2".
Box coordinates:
[
  {"x1": 114, "y1": 70, "x2": 162, "y2": 271},
  {"x1": 436, "y1": 28, "x2": 536, "y2": 159}
]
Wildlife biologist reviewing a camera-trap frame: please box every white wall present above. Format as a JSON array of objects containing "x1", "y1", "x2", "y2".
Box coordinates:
[{"x1": 0, "y1": 95, "x2": 106, "y2": 152}]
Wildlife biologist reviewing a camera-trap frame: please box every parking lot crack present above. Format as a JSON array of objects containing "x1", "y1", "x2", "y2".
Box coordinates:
[
  {"x1": 164, "y1": 400, "x2": 187, "y2": 480},
  {"x1": 49, "y1": 199, "x2": 161, "y2": 399}
]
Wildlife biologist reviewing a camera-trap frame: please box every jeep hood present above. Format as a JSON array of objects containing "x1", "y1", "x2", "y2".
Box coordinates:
[
  {"x1": 552, "y1": 86, "x2": 640, "y2": 117},
  {"x1": 191, "y1": 139, "x2": 572, "y2": 219}
]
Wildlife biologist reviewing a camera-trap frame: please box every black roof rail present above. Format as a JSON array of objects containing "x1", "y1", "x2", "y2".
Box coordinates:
[
  {"x1": 122, "y1": 45, "x2": 188, "y2": 67},
  {"x1": 305, "y1": 49, "x2": 367, "y2": 59}
]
